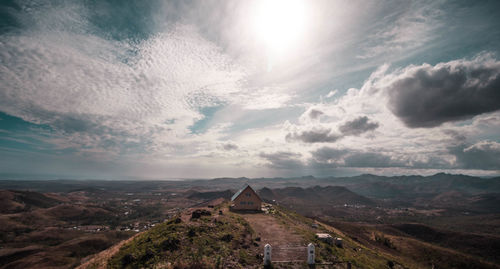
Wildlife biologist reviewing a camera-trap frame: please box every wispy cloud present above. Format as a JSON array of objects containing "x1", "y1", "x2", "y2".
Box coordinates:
[
  {"x1": 0, "y1": 1, "x2": 248, "y2": 159},
  {"x1": 357, "y1": 1, "x2": 443, "y2": 59},
  {"x1": 1, "y1": 0, "x2": 499, "y2": 178}
]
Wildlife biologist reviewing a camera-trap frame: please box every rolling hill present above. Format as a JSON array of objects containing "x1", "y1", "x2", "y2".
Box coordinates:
[{"x1": 0, "y1": 190, "x2": 63, "y2": 214}]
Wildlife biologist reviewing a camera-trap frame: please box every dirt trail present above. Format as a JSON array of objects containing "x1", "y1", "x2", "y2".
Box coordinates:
[{"x1": 240, "y1": 212, "x2": 307, "y2": 262}]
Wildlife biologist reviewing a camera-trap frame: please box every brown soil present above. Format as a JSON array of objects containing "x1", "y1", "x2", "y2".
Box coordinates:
[{"x1": 240, "y1": 211, "x2": 307, "y2": 262}]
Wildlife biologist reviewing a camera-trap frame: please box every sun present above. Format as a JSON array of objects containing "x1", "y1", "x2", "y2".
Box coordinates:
[{"x1": 253, "y1": 0, "x2": 308, "y2": 55}]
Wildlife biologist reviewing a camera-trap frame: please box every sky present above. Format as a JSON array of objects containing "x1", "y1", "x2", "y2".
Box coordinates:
[{"x1": 0, "y1": 0, "x2": 500, "y2": 180}]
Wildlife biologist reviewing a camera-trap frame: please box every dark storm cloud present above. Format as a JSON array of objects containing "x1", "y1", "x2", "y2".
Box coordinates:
[
  {"x1": 449, "y1": 141, "x2": 500, "y2": 170},
  {"x1": 286, "y1": 128, "x2": 342, "y2": 143},
  {"x1": 260, "y1": 151, "x2": 303, "y2": 170},
  {"x1": 386, "y1": 56, "x2": 500, "y2": 128},
  {"x1": 339, "y1": 116, "x2": 379, "y2": 136}
]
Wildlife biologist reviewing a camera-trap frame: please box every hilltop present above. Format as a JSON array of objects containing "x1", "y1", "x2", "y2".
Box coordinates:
[
  {"x1": 77, "y1": 199, "x2": 500, "y2": 269},
  {"x1": 80, "y1": 202, "x2": 401, "y2": 269}
]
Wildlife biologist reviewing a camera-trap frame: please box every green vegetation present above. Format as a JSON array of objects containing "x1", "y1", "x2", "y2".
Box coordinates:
[
  {"x1": 108, "y1": 209, "x2": 260, "y2": 268},
  {"x1": 103, "y1": 202, "x2": 499, "y2": 269},
  {"x1": 268, "y1": 204, "x2": 401, "y2": 269}
]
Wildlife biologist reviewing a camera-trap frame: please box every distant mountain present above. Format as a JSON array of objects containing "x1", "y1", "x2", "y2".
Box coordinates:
[
  {"x1": 336, "y1": 173, "x2": 500, "y2": 201},
  {"x1": 258, "y1": 185, "x2": 375, "y2": 206},
  {"x1": 1, "y1": 173, "x2": 499, "y2": 196}
]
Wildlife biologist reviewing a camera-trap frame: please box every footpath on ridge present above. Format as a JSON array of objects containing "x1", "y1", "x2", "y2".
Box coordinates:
[{"x1": 239, "y1": 207, "x2": 308, "y2": 262}]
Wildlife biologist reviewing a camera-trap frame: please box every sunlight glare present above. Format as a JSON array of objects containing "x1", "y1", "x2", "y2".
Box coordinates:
[{"x1": 253, "y1": 0, "x2": 308, "y2": 56}]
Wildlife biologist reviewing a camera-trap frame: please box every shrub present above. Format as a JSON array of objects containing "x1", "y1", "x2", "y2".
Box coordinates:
[
  {"x1": 121, "y1": 254, "x2": 135, "y2": 267},
  {"x1": 187, "y1": 228, "x2": 196, "y2": 237},
  {"x1": 220, "y1": 234, "x2": 233, "y2": 242},
  {"x1": 375, "y1": 233, "x2": 396, "y2": 249},
  {"x1": 161, "y1": 238, "x2": 180, "y2": 251}
]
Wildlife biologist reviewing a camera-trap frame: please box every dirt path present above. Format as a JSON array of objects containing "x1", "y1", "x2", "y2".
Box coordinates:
[{"x1": 240, "y1": 212, "x2": 307, "y2": 262}]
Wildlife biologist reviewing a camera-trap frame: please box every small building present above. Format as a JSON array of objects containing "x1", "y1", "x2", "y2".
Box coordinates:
[
  {"x1": 315, "y1": 233, "x2": 333, "y2": 244},
  {"x1": 334, "y1": 237, "x2": 343, "y2": 248},
  {"x1": 230, "y1": 184, "x2": 262, "y2": 211}
]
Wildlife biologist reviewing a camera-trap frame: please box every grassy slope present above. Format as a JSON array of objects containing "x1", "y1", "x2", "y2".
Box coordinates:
[
  {"x1": 106, "y1": 205, "x2": 259, "y2": 269},
  {"x1": 271, "y1": 206, "x2": 403, "y2": 268},
  {"x1": 322, "y1": 219, "x2": 500, "y2": 269},
  {"x1": 105, "y1": 204, "x2": 412, "y2": 268}
]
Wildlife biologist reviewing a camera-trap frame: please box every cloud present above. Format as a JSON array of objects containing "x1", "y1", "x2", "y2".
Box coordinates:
[
  {"x1": 234, "y1": 87, "x2": 292, "y2": 110},
  {"x1": 358, "y1": 1, "x2": 442, "y2": 59},
  {"x1": 286, "y1": 114, "x2": 378, "y2": 144},
  {"x1": 0, "y1": 1, "x2": 247, "y2": 155},
  {"x1": 308, "y1": 109, "x2": 324, "y2": 120},
  {"x1": 308, "y1": 145, "x2": 460, "y2": 170},
  {"x1": 450, "y1": 141, "x2": 500, "y2": 170},
  {"x1": 310, "y1": 147, "x2": 348, "y2": 164},
  {"x1": 286, "y1": 128, "x2": 342, "y2": 143},
  {"x1": 222, "y1": 142, "x2": 238, "y2": 151},
  {"x1": 326, "y1": 90, "x2": 338, "y2": 98},
  {"x1": 339, "y1": 116, "x2": 379, "y2": 136},
  {"x1": 277, "y1": 54, "x2": 500, "y2": 174},
  {"x1": 1, "y1": 0, "x2": 500, "y2": 178},
  {"x1": 259, "y1": 151, "x2": 303, "y2": 170},
  {"x1": 310, "y1": 147, "x2": 404, "y2": 168},
  {"x1": 442, "y1": 129, "x2": 467, "y2": 143},
  {"x1": 343, "y1": 152, "x2": 405, "y2": 168},
  {"x1": 384, "y1": 54, "x2": 500, "y2": 128}
]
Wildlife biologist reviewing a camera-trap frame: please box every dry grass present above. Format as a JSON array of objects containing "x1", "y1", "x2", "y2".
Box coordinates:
[{"x1": 77, "y1": 233, "x2": 142, "y2": 269}]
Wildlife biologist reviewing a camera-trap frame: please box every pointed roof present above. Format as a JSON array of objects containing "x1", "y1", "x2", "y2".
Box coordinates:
[
  {"x1": 231, "y1": 184, "x2": 261, "y2": 201},
  {"x1": 231, "y1": 184, "x2": 249, "y2": 201}
]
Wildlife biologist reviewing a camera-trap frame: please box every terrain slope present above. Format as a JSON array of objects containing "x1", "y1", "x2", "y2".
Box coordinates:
[{"x1": 82, "y1": 202, "x2": 408, "y2": 268}]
